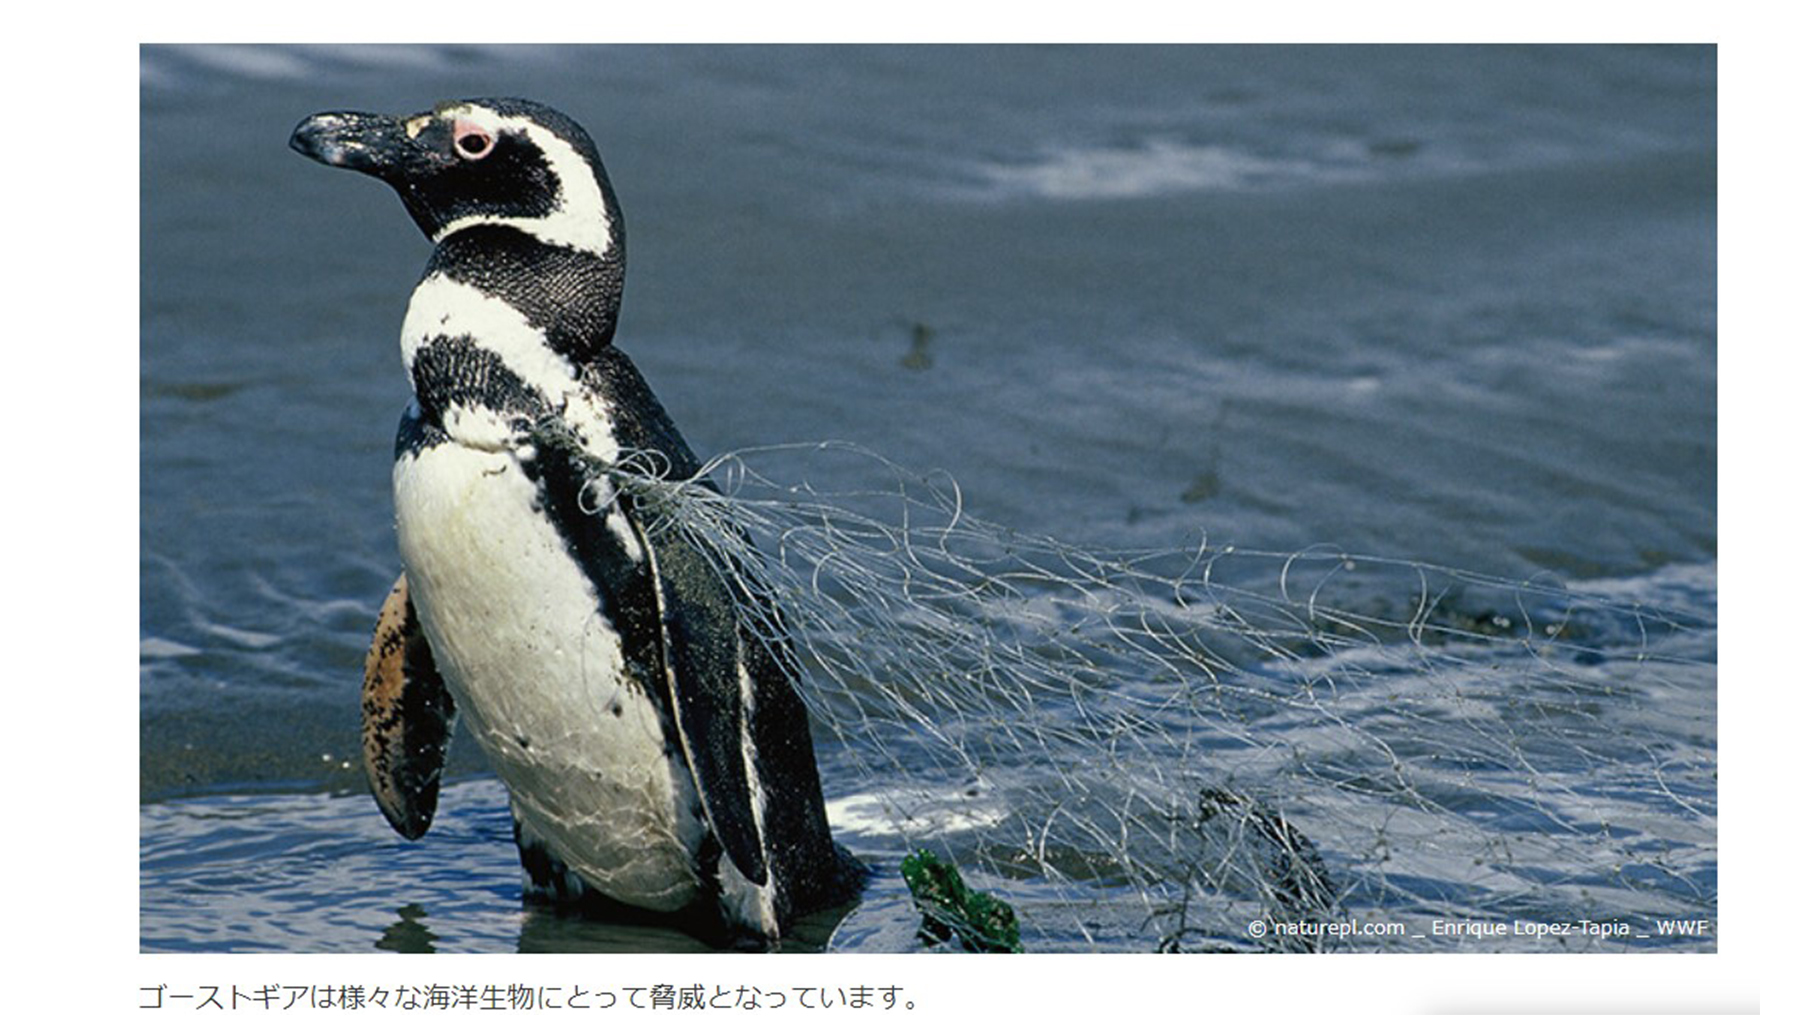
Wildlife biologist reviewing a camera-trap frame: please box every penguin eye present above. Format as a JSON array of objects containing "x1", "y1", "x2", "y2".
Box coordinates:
[{"x1": 452, "y1": 119, "x2": 495, "y2": 161}]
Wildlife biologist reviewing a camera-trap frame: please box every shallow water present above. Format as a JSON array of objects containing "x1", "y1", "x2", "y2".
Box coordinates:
[{"x1": 140, "y1": 44, "x2": 1715, "y2": 952}]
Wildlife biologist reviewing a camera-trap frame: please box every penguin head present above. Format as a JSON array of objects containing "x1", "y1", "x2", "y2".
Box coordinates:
[{"x1": 290, "y1": 98, "x2": 622, "y2": 260}]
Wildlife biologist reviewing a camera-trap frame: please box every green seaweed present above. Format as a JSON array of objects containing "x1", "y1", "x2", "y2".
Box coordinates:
[{"x1": 900, "y1": 850, "x2": 1022, "y2": 953}]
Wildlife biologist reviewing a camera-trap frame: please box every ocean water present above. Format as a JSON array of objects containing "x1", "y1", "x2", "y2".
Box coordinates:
[{"x1": 140, "y1": 44, "x2": 1716, "y2": 953}]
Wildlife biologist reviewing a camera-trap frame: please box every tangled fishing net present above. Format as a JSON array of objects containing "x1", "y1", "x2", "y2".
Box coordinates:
[{"x1": 549, "y1": 420, "x2": 1717, "y2": 953}]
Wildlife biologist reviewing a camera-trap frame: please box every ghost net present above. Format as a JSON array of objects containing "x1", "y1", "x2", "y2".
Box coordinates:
[{"x1": 547, "y1": 422, "x2": 1716, "y2": 953}]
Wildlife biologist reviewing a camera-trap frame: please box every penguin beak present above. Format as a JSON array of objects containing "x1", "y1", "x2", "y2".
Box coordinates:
[{"x1": 290, "y1": 110, "x2": 436, "y2": 181}]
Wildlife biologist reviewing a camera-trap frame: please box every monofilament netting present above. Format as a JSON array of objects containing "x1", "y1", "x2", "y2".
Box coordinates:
[{"x1": 552, "y1": 422, "x2": 1717, "y2": 953}]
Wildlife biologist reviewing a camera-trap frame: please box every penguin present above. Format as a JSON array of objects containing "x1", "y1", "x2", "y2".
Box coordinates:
[{"x1": 291, "y1": 98, "x2": 860, "y2": 945}]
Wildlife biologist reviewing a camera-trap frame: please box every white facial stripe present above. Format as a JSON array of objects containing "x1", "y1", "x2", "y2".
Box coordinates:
[{"x1": 431, "y1": 106, "x2": 615, "y2": 258}]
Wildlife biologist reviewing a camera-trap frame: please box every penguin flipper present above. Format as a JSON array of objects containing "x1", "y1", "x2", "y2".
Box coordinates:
[
  {"x1": 638, "y1": 517, "x2": 771, "y2": 889},
  {"x1": 361, "y1": 572, "x2": 456, "y2": 840}
]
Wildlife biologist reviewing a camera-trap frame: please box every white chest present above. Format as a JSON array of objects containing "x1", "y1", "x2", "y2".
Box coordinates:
[{"x1": 392, "y1": 439, "x2": 706, "y2": 911}]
